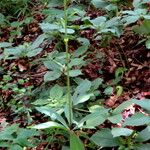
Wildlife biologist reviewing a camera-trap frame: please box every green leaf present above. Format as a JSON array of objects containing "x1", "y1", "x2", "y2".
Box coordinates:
[
  {"x1": 133, "y1": 20, "x2": 150, "y2": 35},
  {"x1": 91, "y1": 0, "x2": 109, "y2": 9},
  {"x1": 40, "y1": 23, "x2": 60, "y2": 32},
  {"x1": 44, "y1": 70, "x2": 61, "y2": 82},
  {"x1": 77, "y1": 38, "x2": 90, "y2": 47},
  {"x1": 59, "y1": 28, "x2": 75, "y2": 34},
  {"x1": 70, "y1": 132, "x2": 84, "y2": 150},
  {"x1": 72, "y1": 45, "x2": 88, "y2": 57},
  {"x1": 74, "y1": 79, "x2": 91, "y2": 95},
  {"x1": 135, "y1": 144, "x2": 150, "y2": 150},
  {"x1": 48, "y1": 0, "x2": 63, "y2": 7},
  {"x1": 111, "y1": 128, "x2": 133, "y2": 137},
  {"x1": 9, "y1": 145, "x2": 22, "y2": 150},
  {"x1": 35, "y1": 107, "x2": 68, "y2": 129},
  {"x1": 133, "y1": 99, "x2": 150, "y2": 113},
  {"x1": 91, "y1": 78, "x2": 103, "y2": 90},
  {"x1": 27, "y1": 48, "x2": 43, "y2": 57},
  {"x1": 0, "y1": 13, "x2": 5, "y2": 25},
  {"x1": 135, "y1": 126, "x2": 150, "y2": 142},
  {"x1": 68, "y1": 69, "x2": 82, "y2": 77},
  {"x1": 50, "y1": 84, "x2": 63, "y2": 99},
  {"x1": 123, "y1": 113, "x2": 150, "y2": 126},
  {"x1": 17, "y1": 128, "x2": 39, "y2": 139},
  {"x1": 145, "y1": 38, "x2": 150, "y2": 49},
  {"x1": 104, "y1": 86, "x2": 113, "y2": 95},
  {"x1": 44, "y1": 60, "x2": 61, "y2": 70},
  {"x1": 69, "y1": 58, "x2": 85, "y2": 68},
  {"x1": 108, "y1": 114, "x2": 123, "y2": 124},
  {"x1": 31, "y1": 121, "x2": 66, "y2": 130},
  {"x1": 0, "y1": 42, "x2": 12, "y2": 48},
  {"x1": 90, "y1": 16, "x2": 106, "y2": 27},
  {"x1": 90, "y1": 128, "x2": 119, "y2": 147},
  {"x1": 123, "y1": 16, "x2": 139, "y2": 25},
  {"x1": 77, "y1": 111, "x2": 108, "y2": 129},
  {"x1": 73, "y1": 93, "x2": 94, "y2": 105},
  {"x1": 113, "y1": 99, "x2": 134, "y2": 114},
  {"x1": 73, "y1": 80, "x2": 92, "y2": 105},
  {"x1": 30, "y1": 34, "x2": 46, "y2": 49},
  {"x1": 62, "y1": 146, "x2": 70, "y2": 150}
]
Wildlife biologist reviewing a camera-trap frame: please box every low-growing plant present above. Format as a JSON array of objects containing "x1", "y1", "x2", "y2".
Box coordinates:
[
  {"x1": 0, "y1": 34, "x2": 46, "y2": 59},
  {"x1": 0, "y1": 124, "x2": 39, "y2": 149}
]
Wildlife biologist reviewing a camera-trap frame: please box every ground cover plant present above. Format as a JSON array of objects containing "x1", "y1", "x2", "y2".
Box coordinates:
[{"x1": 0, "y1": 0, "x2": 150, "y2": 149}]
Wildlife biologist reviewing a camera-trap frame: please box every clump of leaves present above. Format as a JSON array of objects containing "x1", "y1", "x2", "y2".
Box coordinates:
[
  {"x1": 0, "y1": 124, "x2": 39, "y2": 150},
  {"x1": 0, "y1": 34, "x2": 46, "y2": 59},
  {"x1": 133, "y1": 19, "x2": 150, "y2": 49}
]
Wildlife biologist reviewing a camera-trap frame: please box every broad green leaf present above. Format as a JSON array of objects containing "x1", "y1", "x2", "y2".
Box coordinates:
[
  {"x1": 73, "y1": 80, "x2": 92, "y2": 105},
  {"x1": 77, "y1": 38, "x2": 90, "y2": 46},
  {"x1": 62, "y1": 146, "x2": 70, "y2": 150},
  {"x1": 123, "y1": 113, "x2": 150, "y2": 126},
  {"x1": 0, "y1": 124, "x2": 19, "y2": 140},
  {"x1": 27, "y1": 48, "x2": 43, "y2": 57},
  {"x1": 145, "y1": 39, "x2": 150, "y2": 49},
  {"x1": 0, "y1": 133, "x2": 14, "y2": 140},
  {"x1": 35, "y1": 107, "x2": 68, "y2": 129},
  {"x1": 72, "y1": 45, "x2": 88, "y2": 57},
  {"x1": 17, "y1": 128, "x2": 39, "y2": 139},
  {"x1": 59, "y1": 28, "x2": 75, "y2": 34},
  {"x1": 90, "y1": 16, "x2": 106, "y2": 27},
  {"x1": 30, "y1": 34, "x2": 46, "y2": 49},
  {"x1": 40, "y1": 23, "x2": 60, "y2": 32},
  {"x1": 90, "y1": 128, "x2": 119, "y2": 147},
  {"x1": 0, "y1": 42, "x2": 12, "y2": 48},
  {"x1": 74, "y1": 79, "x2": 91, "y2": 94},
  {"x1": 91, "y1": 78, "x2": 103, "y2": 90},
  {"x1": 68, "y1": 69, "x2": 82, "y2": 77},
  {"x1": 4, "y1": 47, "x2": 23, "y2": 56},
  {"x1": 135, "y1": 144, "x2": 150, "y2": 150},
  {"x1": 31, "y1": 121, "x2": 66, "y2": 130},
  {"x1": 135, "y1": 126, "x2": 150, "y2": 142},
  {"x1": 104, "y1": 86, "x2": 113, "y2": 95},
  {"x1": 111, "y1": 128, "x2": 133, "y2": 137},
  {"x1": 9, "y1": 145, "x2": 22, "y2": 150},
  {"x1": 44, "y1": 70, "x2": 61, "y2": 82},
  {"x1": 73, "y1": 93, "x2": 93, "y2": 105},
  {"x1": 0, "y1": 13, "x2": 5, "y2": 25},
  {"x1": 123, "y1": 16, "x2": 139, "y2": 25},
  {"x1": 108, "y1": 114, "x2": 123, "y2": 124},
  {"x1": 133, "y1": 20, "x2": 150, "y2": 35},
  {"x1": 0, "y1": 142, "x2": 9, "y2": 147},
  {"x1": 91, "y1": 0, "x2": 109, "y2": 9},
  {"x1": 133, "y1": 99, "x2": 150, "y2": 113},
  {"x1": 44, "y1": 60, "x2": 61, "y2": 70},
  {"x1": 76, "y1": 111, "x2": 108, "y2": 129},
  {"x1": 69, "y1": 58, "x2": 85, "y2": 68},
  {"x1": 113, "y1": 99, "x2": 134, "y2": 114},
  {"x1": 48, "y1": 0, "x2": 63, "y2": 7},
  {"x1": 70, "y1": 132, "x2": 84, "y2": 150},
  {"x1": 50, "y1": 84, "x2": 63, "y2": 99},
  {"x1": 105, "y1": 17, "x2": 120, "y2": 28}
]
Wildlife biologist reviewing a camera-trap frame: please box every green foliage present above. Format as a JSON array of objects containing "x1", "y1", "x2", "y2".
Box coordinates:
[
  {"x1": 0, "y1": 34, "x2": 46, "y2": 59},
  {"x1": 91, "y1": 128, "x2": 120, "y2": 147},
  {"x1": 0, "y1": 124, "x2": 39, "y2": 149},
  {"x1": 0, "y1": 0, "x2": 150, "y2": 149}
]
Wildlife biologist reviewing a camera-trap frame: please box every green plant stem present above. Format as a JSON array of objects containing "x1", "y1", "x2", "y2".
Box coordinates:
[
  {"x1": 64, "y1": 0, "x2": 72, "y2": 127},
  {"x1": 73, "y1": 108, "x2": 90, "y2": 113}
]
